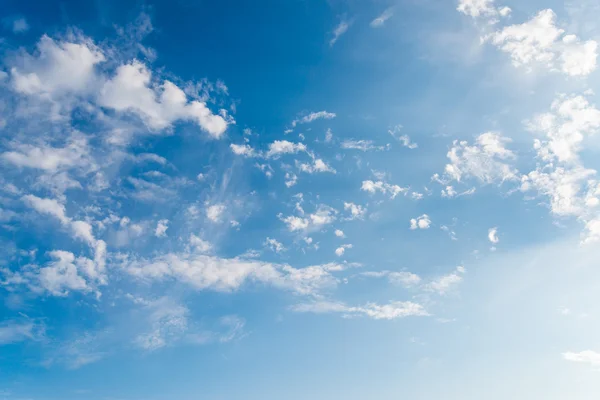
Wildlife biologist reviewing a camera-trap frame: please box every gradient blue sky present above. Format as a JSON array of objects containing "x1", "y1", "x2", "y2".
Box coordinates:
[{"x1": 2, "y1": 0, "x2": 600, "y2": 399}]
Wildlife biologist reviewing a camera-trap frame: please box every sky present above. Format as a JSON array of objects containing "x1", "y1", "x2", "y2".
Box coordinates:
[{"x1": 1, "y1": 0, "x2": 600, "y2": 398}]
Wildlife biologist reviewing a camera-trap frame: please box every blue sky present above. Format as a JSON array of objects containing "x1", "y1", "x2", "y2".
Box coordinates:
[{"x1": 2, "y1": 0, "x2": 600, "y2": 399}]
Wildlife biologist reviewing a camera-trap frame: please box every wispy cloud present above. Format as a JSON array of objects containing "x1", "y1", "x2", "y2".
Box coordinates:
[
  {"x1": 330, "y1": 19, "x2": 351, "y2": 46},
  {"x1": 370, "y1": 8, "x2": 394, "y2": 28}
]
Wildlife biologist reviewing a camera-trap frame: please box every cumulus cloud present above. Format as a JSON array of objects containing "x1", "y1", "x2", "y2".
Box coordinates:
[
  {"x1": 335, "y1": 244, "x2": 352, "y2": 257},
  {"x1": 264, "y1": 237, "x2": 286, "y2": 253},
  {"x1": 410, "y1": 214, "x2": 431, "y2": 230},
  {"x1": 443, "y1": 132, "x2": 518, "y2": 184},
  {"x1": 37, "y1": 250, "x2": 91, "y2": 296},
  {"x1": 99, "y1": 61, "x2": 228, "y2": 137},
  {"x1": 206, "y1": 204, "x2": 226, "y2": 223},
  {"x1": 279, "y1": 205, "x2": 337, "y2": 232},
  {"x1": 361, "y1": 180, "x2": 407, "y2": 199},
  {"x1": 266, "y1": 140, "x2": 307, "y2": 158},
  {"x1": 291, "y1": 300, "x2": 429, "y2": 320},
  {"x1": 485, "y1": 9, "x2": 598, "y2": 76},
  {"x1": 297, "y1": 158, "x2": 335, "y2": 174},
  {"x1": 457, "y1": 0, "x2": 510, "y2": 20},
  {"x1": 488, "y1": 227, "x2": 499, "y2": 244},
  {"x1": 10, "y1": 35, "x2": 105, "y2": 98},
  {"x1": 343, "y1": 202, "x2": 366, "y2": 220},
  {"x1": 519, "y1": 93, "x2": 600, "y2": 243},
  {"x1": 155, "y1": 219, "x2": 169, "y2": 237},
  {"x1": 285, "y1": 173, "x2": 298, "y2": 188},
  {"x1": 230, "y1": 143, "x2": 257, "y2": 157},
  {"x1": 334, "y1": 229, "x2": 345, "y2": 238}
]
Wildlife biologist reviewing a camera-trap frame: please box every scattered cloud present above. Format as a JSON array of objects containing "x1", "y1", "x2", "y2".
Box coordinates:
[
  {"x1": 335, "y1": 244, "x2": 352, "y2": 257},
  {"x1": 370, "y1": 8, "x2": 394, "y2": 28},
  {"x1": 563, "y1": 350, "x2": 600, "y2": 367},
  {"x1": 155, "y1": 219, "x2": 169, "y2": 237},
  {"x1": 266, "y1": 140, "x2": 307, "y2": 158},
  {"x1": 291, "y1": 111, "x2": 336, "y2": 128},
  {"x1": 484, "y1": 9, "x2": 598, "y2": 76},
  {"x1": 330, "y1": 19, "x2": 351, "y2": 47},
  {"x1": 206, "y1": 204, "x2": 226, "y2": 223},
  {"x1": 424, "y1": 266, "x2": 466, "y2": 295},
  {"x1": 410, "y1": 214, "x2": 431, "y2": 230},
  {"x1": 341, "y1": 140, "x2": 388, "y2": 152},
  {"x1": 442, "y1": 132, "x2": 518, "y2": 184},
  {"x1": 360, "y1": 270, "x2": 421, "y2": 288},
  {"x1": 343, "y1": 202, "x2": 366, "y2": 220},
  {"x1": 264, "y1": 237, "x2": 286, "y2": 253},
  {"x1": 488, "y1": 227, "x2": 499, "y2": 244},
  {"x1": 361, "y1": 180, "x2": 407, "y2": 199},
  {"x1": 291, "y1": 300, "x2": 429, "y2": 320}
]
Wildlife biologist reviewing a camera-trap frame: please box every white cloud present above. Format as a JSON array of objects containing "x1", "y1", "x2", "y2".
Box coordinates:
[
  {"x1": 520, "y1": 94, "x2": 600, "y2": 234},
  {"x1": 291, "y1": 300, "x2": 429, "y2": 320},
  {"x1": 266, "y1": 140, "x2": 307, "y2": 158},
  {"x1": 370, "y1": 8, "x2": 394, "y2": 28},
  {"x1": 280, "y1": 215, "x2": 310, "y2": 231},
  {"x1": 582, "y1": 217, "x2": 600, "y2": 245},
  {"x1": 297, "y1": 158, "x2": 335, "y2": 174},
  {"x1": 230, "y1": 143, "x2": 257, "y2": 157},
  {"x1": 264, "y1": 237, "x2": 286, "y2": 253},
  {"x1": 389, "y1": 127, "x2": 418, "y2": 149},
  {"x1": 22, "y1": 195, "x2": 108, "y2": 283},
  {"x1": 457, "y1": 0, "x2": 510, "y2": 20},
  {"x1": 189, "y1": 234, "x2": 213, "y2": 254},
  {"x1": 285, "y1": 173, "x2": 298, "y2": 188},
  {"x1": 443, "y1": 132, "x2": 518, "y2": 184},
  {"x1": 309, "y1": 205, "x2": 337, "y2": 227},
  {"x1": 37, "y1": 250, "x2": 90, "y2": 296},
  {"x1": 255, "y1": 163, "x2": 274, "y2": 179},
  {"x1": 0, "y1": 319, "x2": 45, "y2": 345},
  {"x1": 155, "y1": 219, "x2": 169, "y2": 238},
  {"x1": 325, "y1": 128, "x2": 333, "y2": 143},
  {"x1": 343, "y1": 202, "x2": 366, "y2": 220},
  {"x1": 279, "y1": 205, "x2": 337, "y2": 233},
  {"x1": 424, "y1": 266, "x2": 466, "y2": 295},
  {"x1": 410, "y1": 214, "x2": 431, "y2": 230},
  {"x1": 122, "y1": 248, "x2": 339, "y2": 296},
  {"x1": 99, "y1": 61, "x2": 228, "y2": 137},
  {"x1": 563, "y1": 350, "x2": 600, "y2": 366},
  {"x1": 206, "y1": 204, "x2": 226, "y2": 223},
  {"x1": 488, "y1": 227, "x2": 499, "y2": 244},
  {"x1": 22, "y1": 194, "x2": 69, "y2": 224},
  {"x1": 486, "y1": 9, "x2": 598, "y2": 76},
  {"x1": 334, "y1": 229, "x2": 345, "y2": 238},
  {"x1": 341, "y1": 140, "x2": 387, "y2": 152},
  {"x1": 526, "y1": 94, "x2": 600, "y2": 164},
  {"x1": 361, "y1": 270, "x2": 422, "y2": 287},
  {"x1": 330, "y1": 20, "x2": 351, "y2": 47},
  {"x1": 335, "y1": 244, "x2": 352, "y2": 257},
  {"x1": 11, "y1": 35, "x2": 105, "y2": 98},
  {"x1": 361, "y1": 180, "x2": 407, "y2": 199},
  {"x1": 134, "y1": 298, "x2": 189, "y2": 351},
  {"x1": 291, "y1": 111, "x2": 336, "y2": 128}
]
